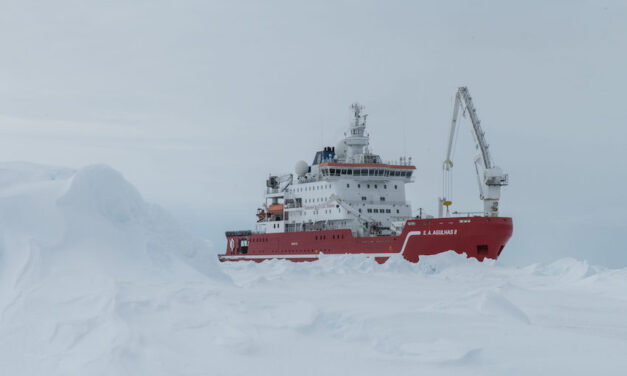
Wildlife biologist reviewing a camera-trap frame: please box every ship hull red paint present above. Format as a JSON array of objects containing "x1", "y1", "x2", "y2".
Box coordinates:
[{"x1": 218, "y1": 217, "x2": 513, "y2": 264}]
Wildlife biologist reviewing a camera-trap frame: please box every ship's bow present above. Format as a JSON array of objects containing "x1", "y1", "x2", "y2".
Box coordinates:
[{"x1": 401, "y1": 217, "x2": 513, "y2": 263}]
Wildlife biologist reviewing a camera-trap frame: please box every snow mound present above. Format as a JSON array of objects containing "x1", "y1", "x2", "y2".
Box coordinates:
[
  {"x1": 0, "y1": 162, "x2": 226, "y2": 282},
  {"x1": 532, "y1": 257, "x2": 599, "y2": 282},
  {"x1": 0, "y1": 162, "x2": 230, "y2": 375},
  {"x1": 58, "y1": 164, "x2": 146, "y2": 225}
]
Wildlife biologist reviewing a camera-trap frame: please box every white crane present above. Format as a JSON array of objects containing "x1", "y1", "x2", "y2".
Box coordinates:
[{"x1": 439, "y1": 87, "x2": 508, "y2": 218}]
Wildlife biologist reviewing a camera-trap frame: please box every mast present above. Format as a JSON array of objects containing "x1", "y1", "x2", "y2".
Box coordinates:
[{"x1": 344, "y1": 103, "x2": 370, "y2": 162}]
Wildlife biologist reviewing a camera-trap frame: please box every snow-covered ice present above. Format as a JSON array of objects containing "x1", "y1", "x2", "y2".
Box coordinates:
[{"x1": 0, "y1": 163, "x2": 625, "y2": 375}]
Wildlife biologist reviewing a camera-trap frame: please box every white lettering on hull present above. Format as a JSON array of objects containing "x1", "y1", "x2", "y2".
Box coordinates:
[
  {"x1": 399, "y1": 228, "x2": 458, "y2": 255},
  {"x1": 425, "y1": 229, "x2": 458, "y2": 235}
]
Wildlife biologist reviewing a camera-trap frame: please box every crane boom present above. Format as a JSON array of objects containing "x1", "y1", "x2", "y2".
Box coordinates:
[{"x1": 440, "y1": 87, "x2": 508, "y2": 217}]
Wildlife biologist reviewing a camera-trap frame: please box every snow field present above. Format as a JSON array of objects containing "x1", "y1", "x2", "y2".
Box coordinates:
[{"x1": 0, "y1": 163, "x2": 625, "y2": 375}]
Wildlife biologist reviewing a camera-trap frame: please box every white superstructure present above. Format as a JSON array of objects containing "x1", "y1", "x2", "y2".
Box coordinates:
[{"x1": 257, "y1": 103, "x2": 417, "y2": 237}]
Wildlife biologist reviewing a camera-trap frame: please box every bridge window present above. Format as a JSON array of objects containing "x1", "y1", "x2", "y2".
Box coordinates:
[
  {"x1": 367, "y1": 209, "x2": 372, "y2": 213},
  {"x1": 380, "y1": 197, "x2": 385, "y2": 201},
  {"x1": 361, "y1": 196, "x2": 366, "y2": 201},
  {"x1": 394, "y1": 185, "x2": 398, "y2": 189},
  {"x1": 346, "y1": 183, "x2": 350, "y2": 188}
]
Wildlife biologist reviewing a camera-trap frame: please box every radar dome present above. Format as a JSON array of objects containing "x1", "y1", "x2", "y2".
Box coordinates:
[
  {"x1": 335, "y1": 140, "x2": 346, "y2": 159},
  {"x1": 294, "y1": 160, "x2": 308, "y2": 177}
]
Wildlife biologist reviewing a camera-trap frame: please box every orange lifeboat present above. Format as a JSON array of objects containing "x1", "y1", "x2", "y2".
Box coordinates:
[{"x1": 268, "y1": 204, "x2": 284, "y2": 216}]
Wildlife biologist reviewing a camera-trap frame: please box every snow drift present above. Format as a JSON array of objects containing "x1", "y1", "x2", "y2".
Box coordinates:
[
  {"x1": 0, "y1": 162, "x2": 226, "y2": 282},
  {"x1": 1, "y1": 162, "x2": 626, "y2": 375},
  {"x1": 0, "y1": 162, "x2": 228, "y2": 374}
]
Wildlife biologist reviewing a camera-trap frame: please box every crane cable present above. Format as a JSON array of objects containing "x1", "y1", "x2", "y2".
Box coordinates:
[{"x1": 443, "y1": 98, "x2": 465, "y2": 206}]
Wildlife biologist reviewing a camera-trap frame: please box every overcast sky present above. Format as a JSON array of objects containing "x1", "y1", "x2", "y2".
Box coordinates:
[{"x1": 1, "y1": 0, "x2": 626, "y2": 266}]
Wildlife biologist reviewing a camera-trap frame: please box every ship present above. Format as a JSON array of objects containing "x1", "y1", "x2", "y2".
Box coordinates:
[{"x1": 219, "y1": 87, "x2": 513, "y2": 263}]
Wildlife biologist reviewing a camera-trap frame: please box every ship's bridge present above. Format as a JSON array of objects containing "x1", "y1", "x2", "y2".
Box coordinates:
[{"x1": 317, "y1": 162, "x2": 415, "y2": 180}]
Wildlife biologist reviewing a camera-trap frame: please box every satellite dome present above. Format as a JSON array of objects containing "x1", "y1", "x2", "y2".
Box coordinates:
[
  {"x1": 335, "y1": 140, "x2": 346, "y2": 159},
  {"x1": 294, "y1": 160, "x2": 308, "y2": 177}
]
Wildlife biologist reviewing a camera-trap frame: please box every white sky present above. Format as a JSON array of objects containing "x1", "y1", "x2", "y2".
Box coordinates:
[{"x1": 1, "y1": 0, "x2": 626, "y2": 266}]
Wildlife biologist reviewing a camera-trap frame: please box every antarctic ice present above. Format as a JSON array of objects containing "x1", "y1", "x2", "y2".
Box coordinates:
[{"x1": 0, "y1": 163, "x2": 625, "y2": 375}]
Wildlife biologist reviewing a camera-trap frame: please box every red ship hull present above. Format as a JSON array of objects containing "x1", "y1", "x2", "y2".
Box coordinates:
[{"x1": 219, "y1": 217, "x2": 513, "y2": 264}]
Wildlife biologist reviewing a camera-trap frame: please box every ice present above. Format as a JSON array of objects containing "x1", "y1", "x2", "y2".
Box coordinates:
[{"x1": 1, "y1": 162, "x2": 626, "y2": 375}]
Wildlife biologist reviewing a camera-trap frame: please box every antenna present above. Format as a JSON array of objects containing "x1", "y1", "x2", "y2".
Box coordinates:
[
  {"x1": 402, "y1": 121, "x2": 407, "y2": 159},
  {"x1": 351, "y1": 103, "x2": 364, "y2": 128}
]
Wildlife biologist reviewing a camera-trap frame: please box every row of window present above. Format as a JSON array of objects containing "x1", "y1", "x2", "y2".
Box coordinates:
[
  {"x1": 306, "y1": 208, "x2": 342, "y2": 215},
  {"x1": 292, "y1": 182, "x2": 401, "y2": 194},
  {"x1": 304, "y1": 197, "x2": 330, "y2": 204},
  {"x1": 291, "y1": 184, "x2": 331, "y2": 193},
  {"x1": 361, "y1": 196, "x2": 386, "y2": 202},
  {"x1": 303, "y1": 194, "x2": 390, "y2": 204},
  {"x1": 323, "y1": 168, "x2": 412, "y2": 178},
  {"x1": 348, "y1": 183, "x2": 398, "y2": 190},
  {"x1": 358, "y1": 208, "x2": 399, "y2": 214}
]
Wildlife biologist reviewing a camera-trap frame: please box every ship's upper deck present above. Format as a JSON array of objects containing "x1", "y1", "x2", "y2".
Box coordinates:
[{"x1": 259, "y1": 103, "x2": 416, "y2": 236}]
